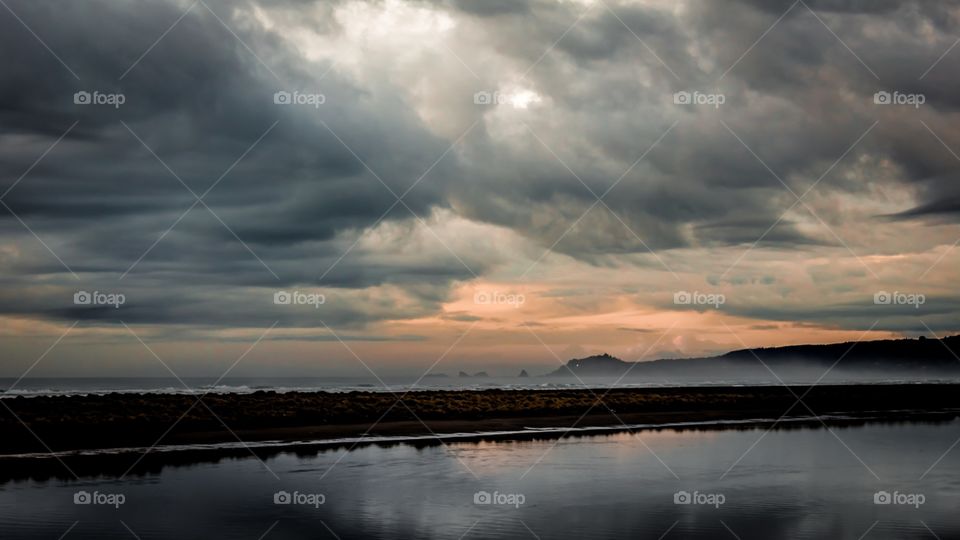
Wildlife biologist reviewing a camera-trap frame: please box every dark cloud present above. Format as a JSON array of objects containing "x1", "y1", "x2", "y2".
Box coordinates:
[
  {"x1": 693, "y1": 218, "x2": 826, "y2": 247},
  {"x1": 1, "y1": 0, "x2": 959, "y2": 335},
  {"x1": 0, "y1": 0, "x2": 489, "y2": 329},
  {"x1": 440, "y1": 0, "x2": 960, "y2": 263},
  {"x1": 446, "y1": 0, "x2": 530, "y2": 17},
  {"x1": 704, "y1": 297, "x2": 960, "y2": 333},
  {"x1": 617, "y1": 327, "x2": 659, "y2": 334},
  {"x1": 737, "y1": 0, "x2": 903, "y2": 15}
]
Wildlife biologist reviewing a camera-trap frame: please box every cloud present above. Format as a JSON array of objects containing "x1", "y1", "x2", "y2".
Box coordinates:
[
  {"x1": 0, "y1": 0, "x2": 958, "y2": 351},
  {"x1": 445, "y1": 0, "x2": 531, "y2": 17},
  {"x1": 0, "y1": 0, "x2": 487, "y2": 329}
]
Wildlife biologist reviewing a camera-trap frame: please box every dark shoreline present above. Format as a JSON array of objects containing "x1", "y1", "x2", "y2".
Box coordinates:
[
  {"x1": 2, "y1": 409, "x2": 958, "y2": 483},
  {"x1": 2, "y1": 384, "x2": 959, "y2": 456},
  {"x1": 1, "y1": 383, "x2": 959, "y2": 482}
]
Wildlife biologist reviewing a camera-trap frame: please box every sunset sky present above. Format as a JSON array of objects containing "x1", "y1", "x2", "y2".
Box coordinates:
[{"x1": 1, "y1": 0, "x2": 958, "y2": 377}]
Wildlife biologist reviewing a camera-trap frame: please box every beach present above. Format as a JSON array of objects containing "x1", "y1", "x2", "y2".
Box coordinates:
[{"x1": 2, "y1": 384, "x2": 957, "y2": 457}]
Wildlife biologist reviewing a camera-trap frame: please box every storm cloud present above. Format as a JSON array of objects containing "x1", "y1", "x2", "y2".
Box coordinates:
[{"x1": 1, "y1": 0, "x2": 958, "y2": 355}]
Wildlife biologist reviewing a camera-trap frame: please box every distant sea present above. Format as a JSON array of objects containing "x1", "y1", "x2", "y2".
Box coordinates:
[{"x1": 3, "y1": 375, "x2": 960, "y2": 398}]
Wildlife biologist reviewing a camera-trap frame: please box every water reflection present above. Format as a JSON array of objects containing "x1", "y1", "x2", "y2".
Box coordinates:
[{"x1": 1, "y1": 420, "x2": 959, "y2": 539}]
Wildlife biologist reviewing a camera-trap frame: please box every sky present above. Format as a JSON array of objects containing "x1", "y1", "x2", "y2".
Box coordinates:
[{"x1": 1, "y1": 0, "x2": 958, "y2": 377}]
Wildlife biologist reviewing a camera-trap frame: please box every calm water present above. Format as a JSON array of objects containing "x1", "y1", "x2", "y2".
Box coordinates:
[{"x1": 2, "y1": 420, "x2": 958, "y2": 539}]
